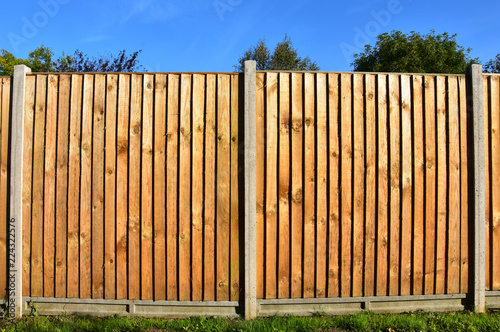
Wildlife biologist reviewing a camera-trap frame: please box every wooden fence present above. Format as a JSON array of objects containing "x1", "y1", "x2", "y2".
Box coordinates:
[
  {"x1": 0, "y1": 77, "x2": 11, "y2": 300},
  {"x1": 484, "y1": 74, "x2": 500, "y2": 291},
  {"x1": 20, "y1": 73, "x2": 242, "y2": 301},
  {"x1": 255, "y1": 72, "x2": 469, "y2": 299}
]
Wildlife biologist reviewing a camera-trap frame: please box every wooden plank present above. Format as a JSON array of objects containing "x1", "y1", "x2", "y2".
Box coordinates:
[
  {"x1": 484, "y1": 76, "x2": 491, "y2": 290},
  {"x1": 447, "y1": 77, "x2": 461, "y2": 294},
  {"x1": 154, "y1": 74, "x2": 167, "y2": 300},
  {"x1": 376, "y1": 74, "x2": 389, "y2": 296},
  {"x1": 116, "y1": 74, "x2": 130, "y2": 300},
  {"x1": 316, "y1": 73, "x2": 328, "y2": 298},
  {"x1": 192, "y1": 74, "x2": 205, "y2": 301},
  {"x1": 67, "y1": 75, "x2": 82, "y2": 298},
  {"x1": 166, "y1": 74, "x2": 179, "y2": 300},
  {"x1": 141, "y1": 74, "x2": 154, "y2": 300},
  {"x1": 55, "y1": 75, "x2": 70, "y2": 298},
  {"x1": 491, "y1": 75, "x2": 500, "y2": 290},
  {"x1": 340, "y1": 73, "x2": 352, "y2": 297},
  {"x1": 0, "y1": 77, "x2": 11, "y2": 298},
  {"x1": 31, "y1": 75, "x2": 47, "y2": 297},
  {"x1": 424, "y1": 76, "x2": 436, "y2": 295},
  {"x1": 388, "y1": 74, "x2": 400, "y2": 296},
  {"x1": 256, "y1": 72, "x2": 266, "y2": 299},
  {"x1": 128, "y1": 74, "x2": 142, "y2": 300},
  {"x1": 265, "y1": 72, "x2": 278, "y2": 299},
  {"x1": 412, "y1": 75, "x2": 425, "y2": 295},
  {"x1": 22, "y1": 76, "x2": 35, "y2": 297},
  {"x1": 217, "y1": 74, "x2": 230, "y2": 301},
  {"x1": 179, "y1": 74, "x2": 192, "y2": 301},
  {"x1": 230, "y1": 73, "x2": 240, "y2": 301},
  {"x1": 459, "y1": 76, "x2": 469, "y2": 293},
  {"x1": 204, "y1": 74, "x2": 216, "y2": 301},
  {"x1": 328, "y1": 73, "x2": 340, "y2": 298},
  {"x1": 435, "y1": 75, "x2": 447, "y2": 295},
  {"x1": 104, "y1": 74, "x2": 118, "y2": 299},
  {"x1": 303, "y1": 72, "x2": 315, "y2": 299},
  {"x1": 80, "y1": 74, "x2": 94, "y2": 298},
  {"x1": 278, "y1": 72, "x2": 290, "y2": 299},
  {"x1": 92, "y1": 74, "x2": 105, "y2": 299},
  {"x1": 364, "y1": 74, "x2": 376, "y2": 297},
  {"x1": 400, "y1": 74, "x2": 412, "y2": 296},
  {"x1": 44, "y1": 75, "x2": 58, "y2": 298},
  {"x1": 352, "y1": 73, "x2": 364, "y2": 297}
]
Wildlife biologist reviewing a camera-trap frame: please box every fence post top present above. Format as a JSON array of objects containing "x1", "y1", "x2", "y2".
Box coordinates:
[
  {"x1": 13, "y1": 64, "x2": 31, "y2": 74},
  {"x1": 466, "y1": 63, "x2": 482, "y2": 75}
]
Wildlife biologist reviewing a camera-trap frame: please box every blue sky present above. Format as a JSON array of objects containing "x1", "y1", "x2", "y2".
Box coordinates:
[{"x1": 1, "y1": 0, "x2": 499, "y2": 72}]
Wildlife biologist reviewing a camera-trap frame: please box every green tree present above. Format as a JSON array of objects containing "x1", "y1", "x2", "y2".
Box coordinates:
[
  {"x1": 352, "y1": 30, "x2": 479, "y2": 74},
  {"x1": 234, "y1": 34, "x2": 319, "y2": 72},
  {"x1": 485, "y1": 53, "x2": 500, "y2": 73}
]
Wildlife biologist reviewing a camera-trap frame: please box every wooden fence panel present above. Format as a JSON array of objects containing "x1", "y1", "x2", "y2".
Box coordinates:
[
  {"x1": 0, "y1": 77, "x2": 10, "y2": 300},
  {"x1": 21, "y1": 72, "x2": 241, "y2": 301},
  {"x1": 255, "y1": 72, "x2": 470, "y2": 299}
]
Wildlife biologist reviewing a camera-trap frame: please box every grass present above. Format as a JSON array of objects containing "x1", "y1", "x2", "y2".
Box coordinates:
[{"x1": 1, "y1": 311, "x2": 500, "y2": 331}]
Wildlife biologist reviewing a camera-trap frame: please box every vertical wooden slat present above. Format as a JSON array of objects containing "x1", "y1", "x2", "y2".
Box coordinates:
[
  {"x1": 303, "y1": 73, "x2": 315, "y2": 299},
  {"x1": 388, "y1": 74, "x2": 400, "y2": 296},
  {"x1": 192, "y1": 74, "x2": 205, "y2": 301},
  {"x1": 128, "y1": 74, "x2": 142, "y2": 300},
  {"x1": 376, "y1": 74, "x2": 389, "y2": 296},
  {"x1": 104, "y1": 74, "x2": 118, "y2": 299},
  {"x1": 43, "y1": 75, "x2": 58, "y2": 298},
  {"x1": 328, "y1": 73, "x2": 340, "y2": 298},
  {"x1": 55, "y1": 75, "x2": 70, "y2": 298},
  {"x1": 154, "y1": 74, "x2": 167, "y2": 300},
  {"x1": 166, "y1": 74, "x2": 179, "y2": 300},
  {"x1": 491, "y1": 75, "x2": 500, "y2": 290},
  {"x1": 278, "y1": 73, "x2": 290, "y2": 299},
  {"x1": 412, "y1": 75, "x2": 425, "y2": 295},
  {"x1": 179, "y1": 74, "x2": 192, "y2": 301},
  {"x1": 484, "y1": 76, "x2": 491, "y2": 290},
  {"x1": 352, "y1": 73, "x2": 364, "y2": 297},
  {"x1": 424, "y1": 76, "x2": 436, "y2": 295},
  {"x1": 67, "y1": 75, "x2": 82, "y2": 298},
  {"x1": 340, "y1": 73, "x2": 352, "y2": 298},
  {"x1": 80, "y1": 74, "x2": 93, "y2": 298},
  {"x1": 316, "y1": 73, "x2": 328, "y2": 298},
  {"x1": 217, "y1": 74, "x2": 230, "y2": 301},
  {"x1": 0, "y1": 77, "x2": 11, "y2": 298},
  {"x1": 116, "y1": 74, "x2": 130, "y2": 300},
  {"x1": 400, "y1": 74, "x2": 412, "y2": 296},
  {"x1": 448, "y1": 77, "x2": 461, "y2": 294},
  {"x1": 204, "y1": 74, "x2": 216, "y2": 301},
  {"x1": 92, "y1": 74, "x2": 105, "y2": 299},
  {"x1": 265, "y1": 72, "x2": 278, "y2": 299},
  {"x1": 364, "y1": 74, "x2": 376, "y2": 297},
  {"x1": 230, "y1": 74, "x2": 240, "y2": 301},
  {"x1": 256, "y1": 73, "x2": 265, "y2": 299},
  {"x1": 459, "y1": 76, "x2": 469, "y2": 293},
  {"x1": 141, "y1": 74, "x2": 154, "y2": 300},
  {"x1": 435, "y1": 75, "x2": 447, "y2": 295},
  {"x1": 291, "y1": 73, "x2": 303, "y2": 298},
  {"x1": 22, "y1": 76, "x2": 35, "y2": 296}
]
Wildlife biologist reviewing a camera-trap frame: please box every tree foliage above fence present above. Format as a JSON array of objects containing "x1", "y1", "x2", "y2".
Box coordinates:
[
  {"x1": 0, "y1": 46, "x2": 143, "y2": 75},
  {"x1": 352, "y1": 30, "x2": 479, "y2": 74}
]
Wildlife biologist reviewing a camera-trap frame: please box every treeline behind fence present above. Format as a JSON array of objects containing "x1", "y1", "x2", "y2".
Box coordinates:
[{"x1": 0, "y1": 63, "x2": 498, "y2": 319}]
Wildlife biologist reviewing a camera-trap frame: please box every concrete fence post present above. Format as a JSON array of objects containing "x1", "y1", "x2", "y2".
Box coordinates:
[
  {"x1": 10, "y1": 65, "x2": 31, "y2": 318},
  {"x1": 243, "y1": 60, "x2": 257, "y2": 320},
  {"x1": 466, "y1": 64, "x2": 486, "y2": 313}
]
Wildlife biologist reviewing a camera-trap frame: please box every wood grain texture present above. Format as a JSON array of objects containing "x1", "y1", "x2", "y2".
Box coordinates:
[
  {"x1": 55, "y1": 75, "x2": 70, "y2": 298},
  {"x1": 256, "y1": 72, "x2": 265, "y2": 299},
  {"x1": 230, "y1": 74, "x2": 240, "y2": 301},
  {"x1": 116, "y1": 74, "x2": 130, "y2": 300},
  {"x1": 490, "y1": 75, "x2": 500, "y2": 290},
  {"x1": 484, "y1": 76, "x2": 491, "y2": 290},
  {"x1": 316, "y1": 73, "x2": 328, "y2": 298}
]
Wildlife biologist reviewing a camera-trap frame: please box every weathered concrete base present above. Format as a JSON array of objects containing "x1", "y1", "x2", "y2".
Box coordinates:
[
  {"x1": 23, "y1": 297, "x2": 239, "y2": 318},
  {"x1": 258, "y1": 294, "x2": 467, "y2": 316},
  {"x1": 485, "y1": 291, "x2": 500, "y2": 309}
]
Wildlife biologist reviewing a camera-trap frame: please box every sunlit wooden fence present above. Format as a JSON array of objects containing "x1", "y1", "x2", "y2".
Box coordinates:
[{"x1": 1, "y1": 65, "x2": 499, "y2": 318}]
